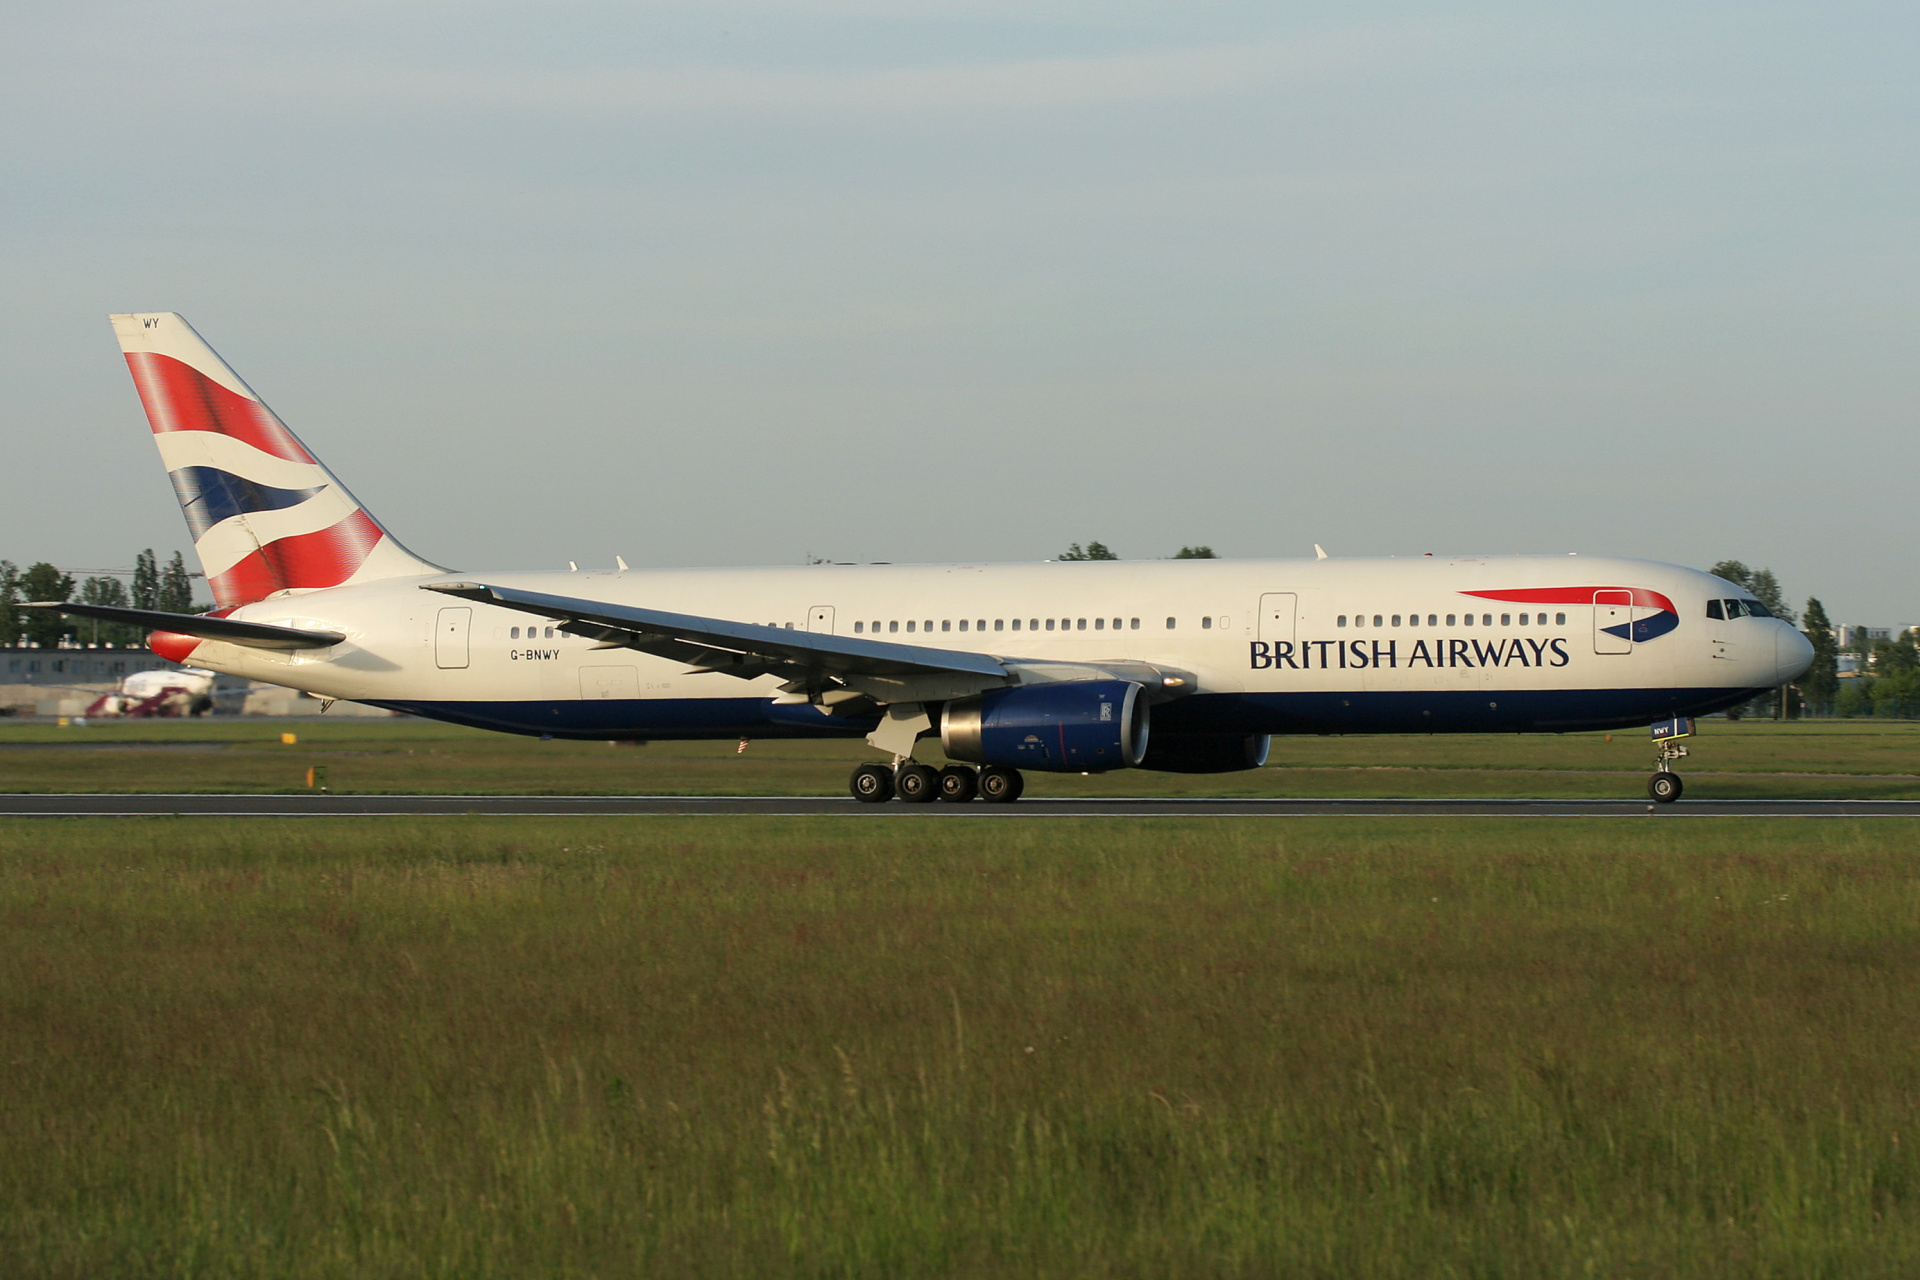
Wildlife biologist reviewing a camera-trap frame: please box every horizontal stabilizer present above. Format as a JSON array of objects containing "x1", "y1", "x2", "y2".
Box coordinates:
[{"x1": 22, "y1": 602, "x2": 344, "y2": 651}]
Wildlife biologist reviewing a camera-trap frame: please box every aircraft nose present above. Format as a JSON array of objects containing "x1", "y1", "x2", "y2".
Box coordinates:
[{"x1": 1776, "y1": 622, "x2": 1814, "y2": 685}]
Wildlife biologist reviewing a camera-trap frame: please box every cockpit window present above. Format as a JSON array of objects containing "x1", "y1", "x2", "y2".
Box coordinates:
[
  {"x1": 1706, "y1": 600, "x2": 1724, "y2": 620},
  {"x1": 1744, "y1": 600, "x2": 1773, "y2": 618}
]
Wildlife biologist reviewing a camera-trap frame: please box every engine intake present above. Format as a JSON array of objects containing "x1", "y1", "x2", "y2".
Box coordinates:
[
  {"x1": 1138, "y1": 732, "x2": 1271, "y2": 774},
  {"x1": 941, "y1": 680, "x2": 1149, "y2": 773}
]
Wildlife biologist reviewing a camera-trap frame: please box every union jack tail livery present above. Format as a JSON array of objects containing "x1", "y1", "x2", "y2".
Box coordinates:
[{"x1": 109, "y1": 313, "x2": 441, "y2": 609}]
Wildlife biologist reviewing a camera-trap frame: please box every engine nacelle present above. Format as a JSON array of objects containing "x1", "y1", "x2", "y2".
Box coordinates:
[
  {"x1": 941, "y1": 680, "x2": 1149, "y2": 773},
  {"x1": 1137, "y1": 732, "x2": 1271, "y2": 774}
]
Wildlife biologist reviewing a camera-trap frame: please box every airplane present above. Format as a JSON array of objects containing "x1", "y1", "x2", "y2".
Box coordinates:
[{"x1": 29, "y1": 312, "x2": 1814, "y2": 804}]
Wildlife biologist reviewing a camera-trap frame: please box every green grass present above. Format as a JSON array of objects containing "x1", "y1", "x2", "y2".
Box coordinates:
[
  {"x1": 1, "y1": 717, "x2": 1916, "y2": 798},
  {"x1": 6, "y1": 816, "x2": 1920, "y2": 1276}
]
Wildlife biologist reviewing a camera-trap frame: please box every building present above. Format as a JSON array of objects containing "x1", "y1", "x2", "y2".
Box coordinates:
[{"x1": 0, "y1": 643, "x2": 395, "y2": 717}]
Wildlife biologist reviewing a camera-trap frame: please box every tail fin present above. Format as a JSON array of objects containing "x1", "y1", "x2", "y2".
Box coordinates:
[{"x1": 109, "y1": 313, "x2": 443, "y2": 609}]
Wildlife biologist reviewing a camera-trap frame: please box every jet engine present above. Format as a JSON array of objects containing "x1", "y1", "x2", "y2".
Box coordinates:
[
  {"x1": 1137, "y1": 732, "x2": 1271, "y2": 774},
  {"x1": 940, "y1": 680, "x2": 1149, "y2": 773}
]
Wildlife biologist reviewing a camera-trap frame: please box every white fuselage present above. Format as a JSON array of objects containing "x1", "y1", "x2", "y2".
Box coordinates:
[{"x1": 170, "y1": 554, "x2": 1809, "y2": 741}]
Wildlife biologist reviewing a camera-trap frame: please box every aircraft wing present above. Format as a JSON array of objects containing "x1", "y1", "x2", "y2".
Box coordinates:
[
  {"x1": 21, "y1": 602, "x2": 345, "y2": 651},
  {"x1": 422, "y1": 581, "x2": 1013, "y2": 701}
]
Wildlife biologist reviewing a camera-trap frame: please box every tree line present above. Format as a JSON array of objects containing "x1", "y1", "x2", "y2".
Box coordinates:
[{"x1": 0, "y1": 551, "x2": 201, "y2": 649}]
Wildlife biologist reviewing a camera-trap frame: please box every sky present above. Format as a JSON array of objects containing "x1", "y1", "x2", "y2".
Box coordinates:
[{"x1": 2, "y1": 1, "x2": 1914, "y2": 623}]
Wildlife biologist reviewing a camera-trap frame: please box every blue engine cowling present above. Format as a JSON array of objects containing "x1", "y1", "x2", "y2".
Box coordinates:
[{"x1": 940, "y1": 680, "x2": 1149, "y2": 773}]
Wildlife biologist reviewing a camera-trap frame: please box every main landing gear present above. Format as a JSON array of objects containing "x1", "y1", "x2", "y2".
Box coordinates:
[{"x1": 849, "y1": 761, "x2": 1024, "y2": 805}]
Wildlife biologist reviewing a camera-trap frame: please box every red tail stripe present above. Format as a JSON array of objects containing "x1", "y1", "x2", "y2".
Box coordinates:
[
  {"x1": 1462, "y1": 586, "x2": 1676, "y2": 614},
  {"x1": 207, "y1": 510, "x2": 384, "y2": 608},
  {"x1": 124, "y1": 352, "x2": 316, "y2": 464}
]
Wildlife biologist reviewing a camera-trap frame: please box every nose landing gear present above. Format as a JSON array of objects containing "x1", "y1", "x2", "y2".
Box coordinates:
[{"x1": 1647, "y1": 717, "x2": 1693, "y2": 804}]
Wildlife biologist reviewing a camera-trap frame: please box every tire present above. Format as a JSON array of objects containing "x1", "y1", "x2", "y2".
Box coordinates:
[
  {"x1": 938, "y1": 766, "x2": 979, "y2": 803},
  {"x1": 1648, "y1": 772, "x2": 1683, "y2": 804},
  {"x1": 896, "y1": 763, "x2": 940, "y2": 804},
  {"x1": 850, "y1": 763, "x2": 895, "y2": 804},
  {"x1": 978, "y1": 766, "x2": 1024, "y2": 804}
]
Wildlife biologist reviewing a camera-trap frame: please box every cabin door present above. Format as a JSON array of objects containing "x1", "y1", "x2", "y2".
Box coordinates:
[
  {"x1": 434, "y1": 607, "x2": 471, "y2": 669},
  {"x1": 1257, "y1": 593, "x2": 1297, "y2": 643},
  {"x1": 1593, "y1": 591, "x2": 1632, "y2": 655}
]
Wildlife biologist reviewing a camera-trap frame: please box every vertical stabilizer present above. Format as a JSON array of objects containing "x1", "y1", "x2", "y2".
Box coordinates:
[{"x1": 109, "y1": 313, "x2": 443, "y2": 609}]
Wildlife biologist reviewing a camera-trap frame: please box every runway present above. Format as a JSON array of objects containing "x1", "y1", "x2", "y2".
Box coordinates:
[{"x1": 2, "y1": 794, "x2": 1916, "y2": 818}]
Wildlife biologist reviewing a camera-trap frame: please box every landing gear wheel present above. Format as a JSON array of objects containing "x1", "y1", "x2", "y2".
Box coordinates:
[
  {"x1": 978, "y1": 766, "x2": 1025, "y2": 804},
  {"x1": 1648, "y1": 772, "x2": 1683, "y2": 804},
  {"x1": 896, "y1": 763, "x2": 940, "y2": 804},
  {"x1": 938, "y1": 766, "x2": 979, "y2": 803},
  {"x1": 851, "y1": 762, "x2": 895, "y2": 804}
]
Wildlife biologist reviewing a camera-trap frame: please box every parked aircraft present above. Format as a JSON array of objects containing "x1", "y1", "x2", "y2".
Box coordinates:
[
  {"x1": 85, "y1": 666, "x2": 215, "y2": 718},
  {"x1": 32, "y1": 313, "x2": 1813, "y2": 803}
]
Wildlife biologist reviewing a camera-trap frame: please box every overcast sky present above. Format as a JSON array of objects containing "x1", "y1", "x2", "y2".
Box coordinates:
[{"x1": 3, "y1": 1, "x2": 1914, "y2": 621}]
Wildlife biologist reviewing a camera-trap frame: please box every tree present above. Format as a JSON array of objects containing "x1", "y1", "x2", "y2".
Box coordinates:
[
  {"x1": 1873, "y1": 629, "x2": 1920, "y2": 677},
  {"x1": 18, "y1": 563, "x2": 75, "y2": 647},
  {"x1": 1799, "y1": 598, "x2": 1839, "y2": 716},
  {"x1": 132, "y1": 548, "x2": 158, "y2": 610},
  {"x1": 158, "y1": 552, "x2": 195, "y2": 614},
  {"x1": 1059, "y1": 541, "x2": 1119, "y2": 561},
  {"x1": 77, "y1": 576, "x2": 137, "y2": 647},
  {"x1": 0, "y1": 561, "x2": 18, "y2": 647},
  {"x1": 1172, "y1": 546, "x2": 1217, "y2": 559}
]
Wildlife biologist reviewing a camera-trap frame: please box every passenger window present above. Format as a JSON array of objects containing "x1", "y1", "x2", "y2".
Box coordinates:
[
  {"x1": 1446, "y1": 614, "x2": 1456, "y2": 626},
  {"x1": 1046, "y1": 619, "x2": 1055, "y2": 631},
  {"x1": 1427, "y1": 614, "x2": 1437, "y2": 626},
  {"x1": 907, "y1": 621, "x2": 916, "y2": 632},
  {"x1": 1095, "y1": 618, "x2": 1105, "y2": 630},
  {"x1": 889, "y1": 621, "x2": 898, "y2": 633},
  {"x1": 995, "y1": 620, "x2": 1005, "y2": 631},
  {"x1": 1392, "y1": 615, "x2": 1402, "y2": 627},
  {"x1": 956, "y1": 620, "x2": 965, "y2": 632},
  {"x1": 510, "y1": 627, "x2": 520, "y2": 639},
  {"x1": 942, "y1": 620, "x2": 951, "y2": 632},
  {"x1": 1130, "y1": 618, "x2": 1140, "y2": 629},
  {"x1": 1077, "y1": 618, "x2": 1087, "y2": 631},
  {"x1": 1463, "y1": 614, "x2": 1473, "y2": 626},
  {"x1": 1483, "y1": 615, "x2": 1492, "y2": 626},
  {"x1": 1011, "y1": 619, "x2": 1020, "y2": 631},
  {"x1": 1372, "y1": 615, "x2": 1382, "y2": 628},
  {"x1": 1202, "y1": 616, "x2": 1213, "y2": 630},
  {"x1": 977, "y1": 620, "x2": 986, "y2": 631},
  {"x1": 1355, "y1": 615, "x2": 1365, "y2": 628},
  {"x1": 1031, "y1": 620, "x2": 1039, "y2": 631},
  {"x1": 1408, "y1": 614, "x2": 1418, "y2": 627},
  {"x1": 1337, "y1": 615, "x2": 1348, "y2": 627},
  {"x1": 545, "y1": 627, "x2": 554, "y2": 638},
  {"x1": 1112, "y1": 618, "x2": 1122, "y2": 629},
  {"x1": 925, "y1": 620, "x2": 933, "y2": 632},
  {"x1": 1556, "y1": 613, "x2": 1566, "y2": 625},
  {"x1": 1501, "y1": 614, "x2": 1511, "y2": 626},
  {"x1": 1519, "y1": 614, "x2": 1528, "y2": 626},
  {"x1": 1166, "y1": 617, "x2": 1176, "y2": 629}
]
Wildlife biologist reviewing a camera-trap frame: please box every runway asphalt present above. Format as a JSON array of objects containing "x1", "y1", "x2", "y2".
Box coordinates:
[{"x1": 1, "y1": 794, "x2": 1916, "y2": 818}]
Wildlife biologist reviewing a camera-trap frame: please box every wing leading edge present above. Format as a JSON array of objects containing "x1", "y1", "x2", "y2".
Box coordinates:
[{"x1": 421, "y1": 581, "x2": 1014, "y2": 706}]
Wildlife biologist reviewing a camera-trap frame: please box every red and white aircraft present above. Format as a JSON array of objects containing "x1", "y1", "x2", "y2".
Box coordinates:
[{"x1": 34, "y1": 313, "x2": 1813, "y2": 803}]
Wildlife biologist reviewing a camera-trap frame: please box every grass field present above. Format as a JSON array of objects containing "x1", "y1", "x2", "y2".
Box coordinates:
[
  {"x1": 1, "y1": 717, "x2": 1916, "y2": 799},
  {"x1": 6, "y1": 815, "x2": 1920, "y2": 1277}
]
